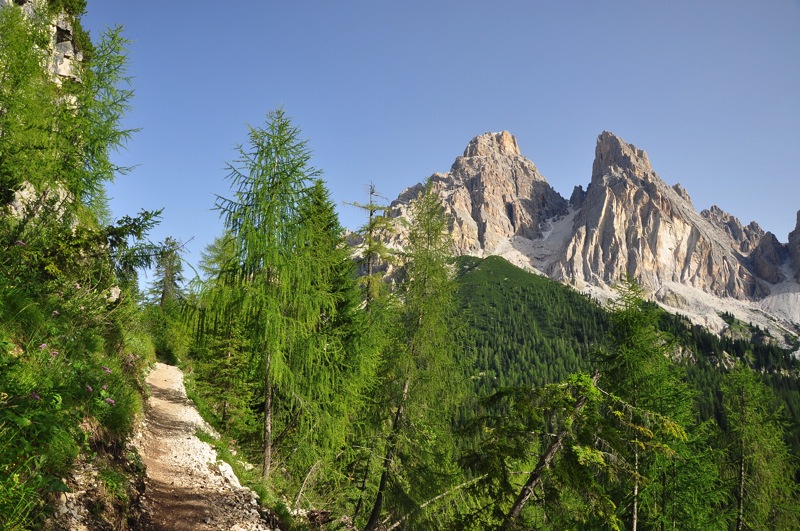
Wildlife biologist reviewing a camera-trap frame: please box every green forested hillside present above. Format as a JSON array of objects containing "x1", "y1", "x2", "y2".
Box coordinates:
[
  {"x1": 455, "y1": 258, "x2": 800, "y2": 528},
  {"x1": 456, "y1": 255, "x2": 800, "y2": 454},
  {"x1": 455, "y1": 255, "x2": 605, "y2": 391}
]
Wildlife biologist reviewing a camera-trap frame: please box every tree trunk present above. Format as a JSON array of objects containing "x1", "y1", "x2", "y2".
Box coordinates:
[
  {"x1": 364, "y1": 378, "x2": 410, "y2": 531},
  {"x1": 263, "y1": 350, "x2": 273, "y2": 479},
  {"x1": 632, "y1": 446, "x2": 639, "y2": 531},
  {"x1": 736, "y1": 449, "x2": 745, "y2": 531}
]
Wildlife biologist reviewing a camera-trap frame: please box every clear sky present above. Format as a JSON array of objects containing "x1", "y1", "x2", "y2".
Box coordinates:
[{"x1": 81, "y1": 1, "x2": 800, "y2": 274}]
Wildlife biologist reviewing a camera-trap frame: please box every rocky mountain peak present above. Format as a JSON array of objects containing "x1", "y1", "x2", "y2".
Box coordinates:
[
  {"x1": 789, "y1": 210, "x2": 800, "y2": 280},
  {"x1": 389, "y1": 131, "x2": 567, "y2": 255},
  {"x1": 386, "y1": 130, "x2": 800, "y2": 338},
  {"x1": 750, "y1": 232, "x2": 789, "y2": 284},
  {"x1": 701, "y1": 206, "x2": 764, "y2": 254},
  {"x1": 463, "y1": 131, "x2": 521, "y2": 158},
  {"x1": 592, "y1": 131, "x2": 653, "y2": 183}
]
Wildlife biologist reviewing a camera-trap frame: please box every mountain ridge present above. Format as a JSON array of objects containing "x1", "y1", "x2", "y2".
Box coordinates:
[{"x1": 388, "y1": 130, "x2": 800, "y2": 339}]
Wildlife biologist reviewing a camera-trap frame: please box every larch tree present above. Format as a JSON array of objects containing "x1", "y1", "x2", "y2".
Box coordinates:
[
  {"x1": 211, "y1": 109, "x2": 375, "y2": 491},
  {"x1": 595, "y1": 277, "x2": 695, "y2": 530},
  {"x1": 364, "y1": 178, "x2": 464, "y2": 530},
  {"x1": 277, "y1": 179, "x2": 379, "y2": 506},
  {"x1": 189, "y1": 233, "x2": 256, "y2": 433},
  {"x1": 721, "y1": 364, "x2": 799, "y2": 530},
  {"x1": 347, "y1": 181, "x2": 394, "y2": 303},
  {"x1": 213, "y1": 108, "x2": 321, "y2": 478}
]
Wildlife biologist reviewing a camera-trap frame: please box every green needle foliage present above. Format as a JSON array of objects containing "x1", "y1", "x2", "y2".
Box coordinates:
[
  {"x1": 721, "y1": 364, "x2": 800, "y2": 529},
  {"x1": 363, "y1": 179, "x2": 466, "y2": 530},
  {"x1": 192, "y1": 109, "x2": 377, "y2": 513}
]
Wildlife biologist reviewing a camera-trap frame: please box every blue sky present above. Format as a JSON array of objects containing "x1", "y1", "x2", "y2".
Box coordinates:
[{"x1": 82, "y1": 1, "x2": 800, "y2": 274}]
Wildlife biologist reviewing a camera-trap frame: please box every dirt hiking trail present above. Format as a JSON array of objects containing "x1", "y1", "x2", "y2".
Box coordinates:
[{"x1": 135, "y1": 362, "x2": 277, "y2": 530}]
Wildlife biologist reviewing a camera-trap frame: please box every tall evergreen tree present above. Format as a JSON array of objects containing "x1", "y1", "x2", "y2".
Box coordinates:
[
  {"x1": 364, "y1": 179, "x2": 464, "y2": 530},
  {"x1": 190, "y1": 233, "x2": 256, "y2": 433},
  {"x1": 212, "y1": 108, "x2": 320, "y2": 478},
  {"x1": 145, "y1": 236, "x2": 189, "y2": 364},
  {"x1": 277, "y1": 179, "x2": 378, "y2": 506},
  {"x1": 152, "y1": 237, "x2": 185, "y2": 308},
  {"x1": 721, "y1": 364, "x2": 799, "y2": 529}
]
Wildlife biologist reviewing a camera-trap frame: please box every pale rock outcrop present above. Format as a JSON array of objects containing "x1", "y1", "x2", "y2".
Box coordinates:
[
  {"x1": 550, "y1": 132, "x2": 768, "y2": 300},
  {"x1": 52, "y1": 13, "x2": 82, "y2": 82},
  {"x1": 2, "y1": 0, "x2": 82, "y2": 82},
  {"x1": 2, "y1": 0, "x2": 37, "y2": 17},
  {"x1": 389, "y1": 131, "x2": 568, "y2": 254}
]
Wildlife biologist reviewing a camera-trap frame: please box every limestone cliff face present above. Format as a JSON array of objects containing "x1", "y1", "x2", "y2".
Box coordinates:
[
  {"x1": 2, "y1": 0, "x2": 83, "y2": 82},
  {"x1": 389, "y1": 131, "x2": 568, "y2": 254},
  {"x1": 551, "y1": 132, "x2": 768, "y2": 300}
]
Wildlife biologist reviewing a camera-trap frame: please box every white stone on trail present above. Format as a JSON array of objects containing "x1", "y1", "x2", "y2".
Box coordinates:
[{"x1": 135, "y1": 362, "x2": 277, "y2": 530}]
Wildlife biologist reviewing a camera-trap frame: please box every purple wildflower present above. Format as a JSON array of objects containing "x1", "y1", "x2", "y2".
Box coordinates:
[
  {"x1": 30, "y1": 391, "x2": 41, "y2": 400},
  {"x1": 50, "y1": 351, "x2": 59, "y2": 357},
  {"x1": 104, "y1": 398, "x2": 115, "y2": 406},
  {"x1": 102, "y1": 384, "x2": 107, "y2": 391},
  {"x1": 38, "y1": 343, "x2": 47, "y2": 350},
  {"x1": 86, "y1": 385, "x2": 93, "y2": 392},
  {"x1": 102, "y1": 366, "x2": 112, "y2": 374},
  {"x1": 14, "y1": 240, "x2": 25, "y2": 246}
]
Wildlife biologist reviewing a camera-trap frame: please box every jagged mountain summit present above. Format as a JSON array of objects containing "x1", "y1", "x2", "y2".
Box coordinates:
[{"x1": 388, "y1": 131, "x2": 800, "y2": 337}]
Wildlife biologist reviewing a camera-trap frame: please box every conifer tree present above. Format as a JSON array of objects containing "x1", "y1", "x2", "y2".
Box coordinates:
[
  {"x1": 596, "y1": 277, "x2": 730, "y2": 530},
  {"x1": 277, "y1": 179, "x2": 378, "y2": 504},
  {"x1": 144, "y1": 237, "x2": 189, "y2": 364},
  {"x1": 364, "y1": 179, "x2": 463, "y2": 530},
  {"x1": 347, "y1": 181, "x2": 394, "y2": 302},
  {"x1": 190, "y1": 233, "x2": 256, "y2": 433},
  {"x1": 212, "y1": 108, "x2": 320, "y2": 478},
  {"x1": 152, "y1": 237, "x2": 185, "y2": 308},
  {"x1": 721, "y1": 364, "x2": 799, "y2": 529},
  {"x1": 208, "y1": 110, "x2": 376, "y2": 492}
]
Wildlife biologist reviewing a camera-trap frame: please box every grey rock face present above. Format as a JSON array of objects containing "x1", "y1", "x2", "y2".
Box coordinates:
[
  {"x1": 789, "y1": 210, "x2": 800, "y2": 281},
  {"x1": 750, "y1": 232, "x2": 789, "y2": 284},
  {"x1": 701, "y1": 205, "x2": 764, "y2": 254}
]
